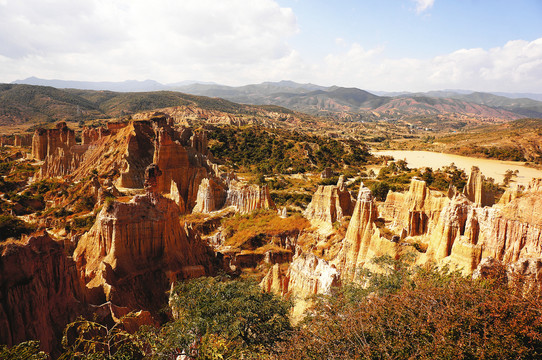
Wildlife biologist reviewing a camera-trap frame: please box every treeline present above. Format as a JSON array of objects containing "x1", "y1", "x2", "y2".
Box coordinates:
[
  {"x1": 208, "y1": 125, "x2": 371, "y2": 174},
  {"x1": 463, "y1": 145, "x2": 526, "y2": 161}
]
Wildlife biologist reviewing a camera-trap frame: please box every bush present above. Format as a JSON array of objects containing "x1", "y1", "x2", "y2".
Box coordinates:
[
  {"x1": 142, "y1": 277, "x2": 292, "y2": 359},
  {"x1": 0, "y1": 341, "x2": 48, "y2": 360},
  {"x1": 0, "y1": 214, "x2": 36, "y2": 241},
  {"x1": 279, "y1": 256, "x2": 542, "y2": 360},
  {"x1": 370, "y1": 181, "x2": 391, "y2": 201}
]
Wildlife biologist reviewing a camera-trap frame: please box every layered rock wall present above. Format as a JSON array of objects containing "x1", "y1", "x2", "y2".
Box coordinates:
[
  {"x1": 224, "y1": 180, "x2": 276, "y2": 214},
  {"x1": 0, "y1": 232, "x2": 83, "y2": 354},
  {"x1": 31, "y1": 122, "x2": 76, "y2": 161},
  {"x1": 304, "y1": 176, "x2": 354, "y2": 224},
  {"x1": 153, "y1": 127, "x2": 211, "y2": 213},
  {"x1": 13, "y1": 134, "x2": 32, "y2": 147},
  {"x1": 463, "y1": 167, "x2": 494, "y2": 207},
  {"x1": 418, "y1": 178, "x2": 542, "y2": 275},
  {"x1": 380, "y1": 177, "x2": 449, "y2": 237},
  {"x1": 192, "y1": 178, "x2": 227, "y2": 213},
  {"x1": 82, "y1": 126, "x2": 110, "y2": 145},
  {"x1": 74, "y1": 165, "x2": 215, "y2": 311},
  {"x1": 336, "y1": 185, "x2": 402, "y2": 280}
]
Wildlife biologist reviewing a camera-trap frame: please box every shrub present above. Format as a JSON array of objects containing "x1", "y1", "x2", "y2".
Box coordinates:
[
  {"x1": 0, "y1": 341, "x2": 48, "y2": 360},
  {"x1": 279, "y1": 256, "x2": 542, "y2": 360},
  {"x1": 0, "y1": 214, "x2": 36, "y2": 241},
  {"x1": 140, "y1": 277, "x2": 292, "y2": 359}
]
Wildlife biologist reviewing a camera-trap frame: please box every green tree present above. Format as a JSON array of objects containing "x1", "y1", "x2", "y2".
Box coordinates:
[
  {"x1": 161, "y1": 277, "x2": 292, "y2": 359},
  {"x1": 370, "y1": 181, "x2": 390, "y2": 201}
]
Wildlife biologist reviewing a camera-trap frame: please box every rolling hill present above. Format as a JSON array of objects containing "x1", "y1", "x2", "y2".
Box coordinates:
[
  {"x1": 3, "y1": 80, "x2": 542, "y2": 128},
  {"x1": 0, "y1": 84, "x2": 313, "y2": 126}
]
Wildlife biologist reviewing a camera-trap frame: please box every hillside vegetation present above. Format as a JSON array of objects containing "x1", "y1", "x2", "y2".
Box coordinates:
[{"x1": 0, "y1": 84, "x2": 308, "y2": 126}]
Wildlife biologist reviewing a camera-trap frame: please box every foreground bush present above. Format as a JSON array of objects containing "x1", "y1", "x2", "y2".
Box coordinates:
[
  {"x1": 60, "y1": 277, "x2": 292, "y2": 359},
  {"x1": 279, "y1": 256, "x2": 542, "y2": 360}
]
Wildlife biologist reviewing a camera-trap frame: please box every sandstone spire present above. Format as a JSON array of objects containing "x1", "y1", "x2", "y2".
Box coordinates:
[
  {"x1": 304, "y1": 175, "x2": 354, "y2": 224},
  {"x1": 463, "y1": 166, "x2": 494, "y2": 207}
]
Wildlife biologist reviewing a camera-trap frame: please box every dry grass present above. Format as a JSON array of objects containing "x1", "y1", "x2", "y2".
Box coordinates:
[{"x1": 222, "y1": 210, "x2": 310, "y2": 249}]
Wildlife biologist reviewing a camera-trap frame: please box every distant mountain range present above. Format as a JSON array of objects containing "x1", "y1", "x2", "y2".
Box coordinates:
[
  {"x1": 7, "y1": 77, "x2": 542, "y2": 123},
  {"x1": 168, "y1": 81, "x2": 542, "y2": 120}
]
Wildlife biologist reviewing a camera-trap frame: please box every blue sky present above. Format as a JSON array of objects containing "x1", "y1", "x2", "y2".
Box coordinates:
[
  {"x1": 0, "y1": 0, "x2": 541, "y2": 92},
  {"x1": 279, "y1": 0, "x2": 542, "y2": 59}
]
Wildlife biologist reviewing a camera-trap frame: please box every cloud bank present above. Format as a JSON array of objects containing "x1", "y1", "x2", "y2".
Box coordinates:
[
  {"x1": 0, "y1": 0, "x2": 540, "y2": 93},
  {"x1": 0, "y1": 0, "x2": 298, "y2": 84},
  {"x1": 319, "y1": 38, "x2": 542, "y2": 92}
]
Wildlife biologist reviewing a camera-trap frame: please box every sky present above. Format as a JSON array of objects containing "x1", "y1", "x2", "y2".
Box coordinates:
[{"x1": 0, "y1": 0, "x2": 541, "y2": 93}]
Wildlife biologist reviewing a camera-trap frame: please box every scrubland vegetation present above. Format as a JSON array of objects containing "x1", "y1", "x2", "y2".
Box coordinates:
[
  {"x1": 2, "y1": 87, "x2": 542, "y2": 359},
  {"x1": 208, "y1": 125, "x2": 371, "y2": 175},
  {"x1": 5, "y1": 256, "x2": 542, "y2": 359}
]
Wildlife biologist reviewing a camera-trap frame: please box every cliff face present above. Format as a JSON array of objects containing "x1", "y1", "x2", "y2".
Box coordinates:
[
  {"x1": 31, "y1": 122, "x2": 76, "y2": 160},
  {"x1": 403, "y1": 177, "x2": 542, "y2": 277},
  {"x1": 153, "y1": 127, "x2": 212, "y2": 213},
  {"x1": 304, "y1": 176, "x2": 354, "y2": 224},
  {"x1": 73, "y1": 164, "x2": 215, "y2": 311},
  {"x1": 224, "y1": 180, "x2": 276, "y2": 214},
  {"x1": 337, "y1": 185, "x2": 401, "y2": 280},
  {"x1": 330, "y1": 175, "x2": 542, "y2": 284},
  {"x1": 13, "y1": 134, "x2": 32, "y2": 147},
  {"x1": 260, "y1": 249, "x2": 339, "y2": 321},
  {"x1": 33, "y1": 114, "x2": 275, "y2": 217},
  {"x1": 380, "y1": 177, "x2": 449, "y2": 237},
  {"x1": 463, "y1": 167, "x2": 494, "y2": 207},
  {"x1": 192, "y1": 178, "x2": 227, "y2": 213},
  {"x1": 39, "y1": 116, "x2": 223, "y2": 216},
  {"x1": 81, "y1": 126, "x2": 110, "y2": 145},
  {"x1": 0, "y1": 232, "x2": 83, "y2": 354}
]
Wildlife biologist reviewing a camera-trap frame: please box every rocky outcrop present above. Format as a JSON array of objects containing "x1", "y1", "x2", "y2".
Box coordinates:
[
  {"x1": 261, "y1": 249, "x2": 339, "y2": 321},
  {"x1": 0, "y1": 232, "x2": 84, "y2": 354},
  {"x1": 31, "y1": 122, "x2": 76, "y2": 160},
  {"x1": 380, "y1": 177, "x2": 449, "y2": 237},
  {"x1": 73, "y1": 164, "x2": 215, "y2": 311},
  {"x1": 13, "y1": 134, "x2": 32, "y2": 147},
  {"x1": 81, "y1": 126, "x2": 110, "y2": 145},
  {"x1": 498, "y1": 184, "x2": 523, "y2": 206},
  {"x1": 224, "y1": 180, "x2": 276, "y2": 214},
  {"x1": 463, "y1": 166, "x2": 494, "y2": 207},
  {"x1": 0, "y1": 135, "x2": 14, "y2": 146},
  {"x1": 337, "y1": 185, "x2": 402, "y2": 280},
  {"x1": 261, "y1": 251, "x2": 339, "y2": 298},
  {"x1": 33, "y1": 116, "x2": 233, "y2": 215},
  {"x1": 304, "y1": 176, "x2": 354, "y2": 224},
  {"x1": 153, "y1": 127, "x2": 212, "y2": 213},
  {"x1": 192, "y1": 178, "x2": 227, "y2": 213},
  {"x1": 420, "y1": 178, "x2": 542, "y2": 275},
  {"x1": 190, "y1": 130, "x2": 209, "y2": 156},
  {"x1": 115, "y1": 121, "x2": 156, "y2": 188},
  {"x1": 38, "y1": 144, "x2": 88, "y2": 179}
]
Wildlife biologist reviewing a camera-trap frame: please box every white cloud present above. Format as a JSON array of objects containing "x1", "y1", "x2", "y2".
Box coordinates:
[
  {"x1": 0, "y1": 0, "x2": 540, "y2": 93},
  {"x1": 413, "y1": 0, "x2": 435, "y2": 14},
  {"x1": 0, "y1": 0, "x2": 298, "y2": 84},
  {"x1": 313, "y1": 38, "x2": 542, "y2": 93}
]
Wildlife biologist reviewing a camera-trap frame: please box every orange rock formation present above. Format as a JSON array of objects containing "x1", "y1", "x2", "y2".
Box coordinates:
[
  {"x1": 0, "y1": 232, "x2": 83, "y2": 355},
  {"x1": 304, "y1": 176, "x2": 355, "y2": 224},
  {"x1": 224, "y1": 180, "x2": 276, "y2": 214},
  {"x1": 73, "y1": 164, "x2": 215, "y2": 311}
]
